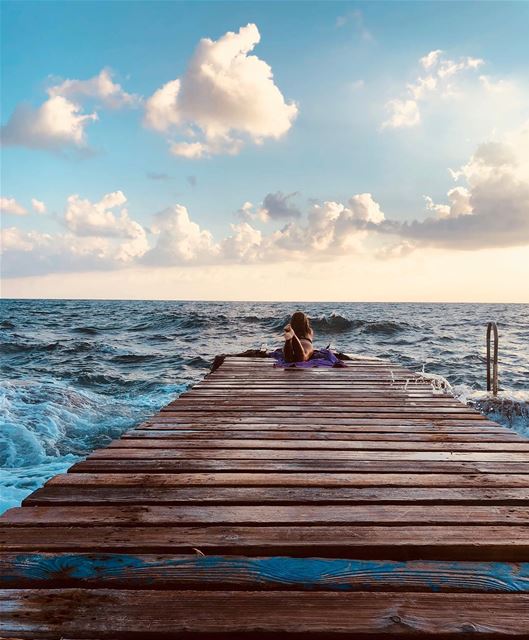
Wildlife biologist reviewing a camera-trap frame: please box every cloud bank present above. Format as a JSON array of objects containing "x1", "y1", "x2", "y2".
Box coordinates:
[{"x1": 3, "y1": 123, "x2": 528, "y2": 277}]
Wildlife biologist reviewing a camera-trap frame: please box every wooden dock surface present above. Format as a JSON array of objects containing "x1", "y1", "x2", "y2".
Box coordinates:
[{"x1": 1, "y1": 355, "x2": 529, "y2": 637}]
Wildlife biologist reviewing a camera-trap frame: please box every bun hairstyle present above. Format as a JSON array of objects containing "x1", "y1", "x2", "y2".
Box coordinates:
[{"x1": 290, "y1": 311, "x2": 311, "y2": 340}]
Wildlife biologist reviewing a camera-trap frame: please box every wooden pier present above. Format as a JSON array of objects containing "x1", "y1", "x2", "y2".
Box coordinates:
[{"x1": 1, "y1": 355, "x2": 529, "y2": 637}]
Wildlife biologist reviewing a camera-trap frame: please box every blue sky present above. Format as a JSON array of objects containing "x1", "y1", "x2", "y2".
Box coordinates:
[{"x1": 1, "y1": 1, "x2": 529, "y2": 301}]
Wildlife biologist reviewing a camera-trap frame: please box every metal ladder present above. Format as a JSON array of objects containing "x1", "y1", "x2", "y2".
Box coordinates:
[{"x1": 486, "y1": 322, "x2": 499, "y2": 396}]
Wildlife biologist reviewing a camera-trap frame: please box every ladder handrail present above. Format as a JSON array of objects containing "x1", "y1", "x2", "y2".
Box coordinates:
[{"x1": 486, "y1": 322, "x2": 499, "y2": 396}]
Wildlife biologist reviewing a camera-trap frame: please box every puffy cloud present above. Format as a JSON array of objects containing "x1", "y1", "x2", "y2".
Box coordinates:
[
  {"x1": 221, "y1": 222, "x2": 263, "y2": 261},
  {"x1": 48, "y1": 69, "x2": 139, "y2": 109},
  {"x1": 63, "y1": 191, "x2": 145, "y2": 243},
  {"x1": 144, "y1": 205, "x2": 219, "y2": 264},
  {"x1": 1, "y1": 68, "x2": 135, "y2": 151},
  {"x1": 1, "y1": 95, "x2": 97, "y2": 149},
  {"x1": 0, "y1": 197, "x2": 27, "y2": 216},
  {"x1": 382, "y1": 98, "x2": 420, "y2": 129},
  {"x1": 31, "y1": 198, "x2": 46, "y2": 214},
  {"x1": 144, "y1": 24, "x2": 298, "y2": 157},
  {"x1": 347, "y1": 193, "x2": 385, "y2": 224},
  {"x1": 144, "y1": 80, "x2": 181, "y2": 131},
  {"x1": 424, "y1": 187, "x2": 472, "y2": 219},
  {"x1": 383, "y1": 50, "x2": 484, "y2": 129}
]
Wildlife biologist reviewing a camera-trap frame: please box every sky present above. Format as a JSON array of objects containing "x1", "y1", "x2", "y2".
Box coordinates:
[{"x1": 1, "y1": 0, "x2": 529, "y2": 302}]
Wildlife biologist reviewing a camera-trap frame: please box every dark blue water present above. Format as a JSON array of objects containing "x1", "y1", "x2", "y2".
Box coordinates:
[{"x1": 1, "y1": 299, "x2": 528, "y2": 513}]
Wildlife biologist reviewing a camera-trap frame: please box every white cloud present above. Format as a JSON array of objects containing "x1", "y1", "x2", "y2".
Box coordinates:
[
  {"x1": 383, "y1": 50, "x2": 484, "y2": 129},
  {"x1": 424, "y1": 187, "x2": 472, "y2": 219},
  {"x1": 63, "y1": 191, "x2": 148, "y2": 258},
  {"x1": 31, "y1": 198, "x2": 47, "y2": 214},
  {"x1": 144, "y1": 23, "x2": 298, "y2": 157},
  {"x1": 0, "y1": 197, "x2": 27, "y2": 216},
  {"x1": 48, "y1": 69, "x2": 139, "y2": 109},
  {"x1": 1, "y1": 95, "x2": 97, "y2": 150},
  {"x1": 1, "y1": 68, "x2": 136, "y2": 151},
  {"x1": 347, "y1": 193, "x2": 385, "y2": 224},
  {"x1": 144, "y1": 79, "x2": 181, "y2": 131},
  {"x1": 221, "y1": 222, "x2": 263, "y2": 261},
  {"x1": 382, "y1": 98, "x2": 420, "y2": 129},
  {"x1": 144, "y1": 204, "x2": 219, "y2": 264},
  {"x1": 420, "y1": 50, "x2": 443, "y2": 69}
]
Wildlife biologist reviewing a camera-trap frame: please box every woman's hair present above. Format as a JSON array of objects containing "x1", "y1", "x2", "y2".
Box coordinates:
[{"x1": 290, "y1": 311, "x2": 312, "y2": 339}]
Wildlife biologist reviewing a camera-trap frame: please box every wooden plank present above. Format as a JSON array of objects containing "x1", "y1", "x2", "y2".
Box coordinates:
[
  {"x1": 161, "y1": 407, "x2": 480, "y2": 416},
  {"x1": 2, "y1": 554, "x2": 528, "y2": 592},
  {"x1": 44, "y1": 472, "x2": 529, "y2": 488},
  {"x1": 2, "y1": 525, "x2": 528, "y2": 560},
  {"x1": 124, "y1": 428, "x2": 526, "y2": 442},
  {"x1": 22, "y1": 485, "x2": 529, "y2": 506},
  {"x1": 67, "y1": 458, "x2": 529, "y2": 473},
  {"x1": 107, "y1": 438, "x2": 529, "y2": 451},
  {"x1": 3, "y1": 504, "x2": 529, "y2": 526},
  {"x1": 140, "y1": 419, "x2": 508, "y2": 431},
  {"x1": 2, "y1": 589, "x2": 528, "y2": 636},
  {"x1": 87, "y1": 447, "x2": 529, "y2": 461}
]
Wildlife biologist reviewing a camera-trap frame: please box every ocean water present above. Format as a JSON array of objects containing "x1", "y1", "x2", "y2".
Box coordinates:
[{"x1": 1, "y1": 299, "x2": 528, "y2": 515}]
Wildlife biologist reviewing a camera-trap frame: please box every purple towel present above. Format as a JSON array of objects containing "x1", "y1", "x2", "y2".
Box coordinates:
[{"x1": 272, "y1": 347, "x2": 347, "y2": 368}]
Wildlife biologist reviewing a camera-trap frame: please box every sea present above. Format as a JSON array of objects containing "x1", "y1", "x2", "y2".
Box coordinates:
[{"x1": 1, "y1": 299, "x2": 528, "y2": 515}]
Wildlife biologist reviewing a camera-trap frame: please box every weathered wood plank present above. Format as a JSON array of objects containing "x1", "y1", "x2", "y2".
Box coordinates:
[
  {"x1": 107, "y1": 437, "x2": 529, "y2": 451},
  {"x1": 44, "y1": 472, "x2": 529, "y2": 488},
  {"x1": 2, "y1": 554, "x2": 528, "y2": 592},
  {"x1": 2, "y1": 525, "x2": 528, "y2": 559},
  {"x1": 2, "y1": 589, "x2": 529, "y2": 636},
  {"x1": 124, "y1": 428, "x2": 526, "y2": 442},
  {"x1": 22, "y1": 485, "x2": 529, "y2": 506},
  {"x1": 87, "y1": 447, "x2": 529, "y2": 461},
  {"x1": 140, "y1": 420, "x2": 509, "y2": 432},
  {"x1": 3, "y1": 504, "x2": 529, "y2": 526},
  {"x1": 67, "y1": 458, "x2": 529, "y2": 473}
]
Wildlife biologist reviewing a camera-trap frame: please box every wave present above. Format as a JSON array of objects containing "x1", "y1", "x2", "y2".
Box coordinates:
[
  {"x1": 0, "y1": 377, "x2": 185, "y2": 512},
  {"x1": 111, "y1": 354, "x2": 158, "y2": 364},
  {"x1": 362, "y1": 320, "x2": 406, "y2": 335},
  {"x1": 310, "y1": 314, "x2": 407, "y2": 335},
  {"x1": 0, "y1": 340, "x2": 62, "y2": 354},
  {"x1": 72, "y1": 326, "x2": 99, "y2": 335}
]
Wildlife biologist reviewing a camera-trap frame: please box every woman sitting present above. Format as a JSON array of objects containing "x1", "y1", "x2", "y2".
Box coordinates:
[{"x1": 283, "y1": 311, "x2": 314, "y2": 363}]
